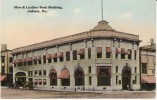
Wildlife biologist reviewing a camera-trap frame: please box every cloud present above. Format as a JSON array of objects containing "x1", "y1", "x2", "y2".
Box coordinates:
[
  {"x1": 121, "y1": 12, "x2": 133, "y2": 20},
  {"x1": 73, "y1": 8, "x2": 81, "y2": 14}
]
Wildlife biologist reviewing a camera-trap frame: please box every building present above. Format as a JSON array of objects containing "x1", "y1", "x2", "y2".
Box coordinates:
[
  {"x1": 1, "y1": 44, "x2": 13, "y2": 85},
  {"x1": 12, "y1": 20, "x2": 141, "y2": 91},
  {"x1": 140, "y1": 39, "x2": 156, "y2": 90}
]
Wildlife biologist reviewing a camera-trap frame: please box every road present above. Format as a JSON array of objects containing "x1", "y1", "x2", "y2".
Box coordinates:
[{"x1": 0, "y1": 87, "x2": 156, "y2": 99}]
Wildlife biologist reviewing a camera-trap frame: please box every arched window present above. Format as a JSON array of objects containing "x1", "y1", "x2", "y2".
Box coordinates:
[
  {"x1": 58, "y1": 68, "x2": 70, "y2": 86},
  {"x1": 74, "y1": 68, "x2": 84, "y2": 86},
  {"x1": 49, "y1": 69, "x2": 57, "y2": 86}
]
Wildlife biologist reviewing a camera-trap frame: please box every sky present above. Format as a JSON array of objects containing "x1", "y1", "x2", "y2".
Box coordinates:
[{"x1": 1, "y1": 0, "x2": 156, "y2": 49}]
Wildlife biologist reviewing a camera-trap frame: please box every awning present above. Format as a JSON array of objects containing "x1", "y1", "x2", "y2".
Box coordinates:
[
  {"x1": 37, "y1": 56, "x2": 41, "y2": 60},
  {"x1": 97, "y1": 47, "x2": 102, "y2": 53},
  {"x1": 51, "y1": 53, "x2": 57, "y2": 59},
  {"x1": 127, "y1": 49, "x2": 132, "y2": 55},
  {"x1": 26, "y1": 57, "x2": 32, "y2": 62},
  {"x1": 0, "y1": 75, "x2": 6, "y2": 81},
  {"x1": 32, "y1": 56, "x2": 37, "y2": 61},
  {"x1": 57, "y1": 52, "x2": 63, "y2": 58},
  {"x1": 115, "y1": 47, "x2": 120, "y2": 54},
  {"x1": 78, "y1": 49, "x2": 85, "y2": 55},
  {"x1": 16, "y1": 59, "x2": 22, "y2": 63},
  {"x1": 21, "y1": 58, "x2": 26, "y2": 62},
  {"x1": 46, "y1": 54, "x2": 52, "y2": 59},
  {"x1": 141, "y1": 76, "x2": 156, "y2": 83},
  {"x1": 106, "y1": 47, "x2": 112, "y2": 53},
  {"x1": 121, "y1": 48, "x2": 127, "y2": 54},
  {"x1": 58, "y1": 68, "x2": 70, "y2": 79}
]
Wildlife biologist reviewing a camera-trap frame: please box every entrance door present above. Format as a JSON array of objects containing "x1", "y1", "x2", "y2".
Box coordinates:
[{"x1": 122, "y1": 66, "x2": 131, "y2": 90}]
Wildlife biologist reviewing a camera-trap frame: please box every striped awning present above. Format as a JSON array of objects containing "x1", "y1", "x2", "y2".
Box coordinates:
[
  {"x1": 115, "y1": 47, "x2": 121, "y2": 54},
  {"x1": 106, "y1": 47, "x2": 112, "y2": 53},
  {"x1": 141, "y1": 76, "x2": 156, "y2": 83},
  {"x1": 97, "y1": 47, "x2": 102, "y2": 53},
  {"x1": 32, "y1": 56, "x2": 37, "y2": 61},
  {"x1": 26, "y1": 57, "x2": 32, "y2": 62},
  {"x1": 46, "y1": 54, "x2": 52, "y2": 59},
  {"x1": 0, "y1": 75, "x2": 6, "y2": 81},
  {"x1": 121, "y1": 48, "x2": 127, "y2": 54},
  {"x1": 21, "y1": 58, "x2": 26, "y2": 62},
  {"x1": 37, "y1": 56, "x2": 41, "y2": 60},
  {"x1": 16, "y1": 59, "x2": 22, "y2": 63},
  {"x1": 78, "y1": 49, "x2": 85, "y2": 55},
  {"x1": 127, "y1": 49, "x2": 132, "y2": 55},
  {"x1": 57, "y1": 52, "x2": 63, "y2": 58},
  {"x1": 51, "y1": 53, "x2": 57, "y2": 59},
  {"x1": 58, "y1": 68, "x2": 70, "y2": 79}
]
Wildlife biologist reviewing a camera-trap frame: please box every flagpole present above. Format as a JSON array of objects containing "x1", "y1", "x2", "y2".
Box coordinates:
[{"x1": 101, "y1": 0, "x2": 103, "y2": 21}]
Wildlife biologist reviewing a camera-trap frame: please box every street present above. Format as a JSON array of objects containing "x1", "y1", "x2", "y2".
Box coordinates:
[{"x1": 0, "y1": 87, "x2": 156, "y2": 99}]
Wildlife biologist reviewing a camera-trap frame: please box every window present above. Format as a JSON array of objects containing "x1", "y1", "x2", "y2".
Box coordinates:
[
  {"x1": 48, "y1": 59, "x2": 52, "y2": 63},
  {"x1": 66, "y1": 51, "x2": 70, "y2": 61},
  {"x1": 1, "y1": 56, "x2": 5, "y2": 63},
  {"x1": 142, "y1": 63, "x2": 147, "y2": 74},
  {"x1": 78, "y1": 49, "x2": 85, "y2": 59},
  {"x1": 88, "y1": 48, "x2": 91, "y2": 59},
  {"x1": 97, "y1": 47, "x2": 102, "y2": 58},
  {"x1": 152, "y1": 70, "x2": 155, "y2": 74},
  {"x1": 128, "y1": 49, "x2": 132, "y2": 59},
  {"x1": 39, "y1": 70, "x2": 42, "y2": 76},
  {"x1": 43, "y1": 55, "x2": 46, "y2": 64},
  {"x1": 2, "y1": 66, "x2": 5, "y2": 73},
  {"x1": 89, "y1": 76, "x2": 92, "y2": 85},
  {"x1": 135, "y1": 67, "x2": 137, "y2": 73},
  {"x1": 9, "y1": 57, "x2": 13, "y2": 63},
  {"x1": 115, "y1": 48, "x2": 120, "y2": 59},
  {"x1": 39, "y1": 79, "x2": 42, "y2": 85},
  {"x1": 43, "y1": 70, "x2": 46, "y2": 75},
  {"x1": 18, "y1": 62, "x2": 22, "y2": 66},
  {"x1": 28, "y1": 71, "x2": 31, "y2": 76},
  {"x1": 73, "y1": 50, "x2": 77, "y2": 60},
  {"x1": 54, "y1": 58, "x2": 57, "y2": 62},
  {"x1": 97, "y1": 66, "x2": 111, "y2": 86},
  {"x1": 35, "y1": 79, "x2": 38, "y2": 85},
  {"x1": 106, "y1": 47, "x2": 112, "y2": 58},
  {"x1": 134, "y1": 76, "x2": 137, "y2": 84},
  {"x1": 88, "y1": 66, "x2": 91, "y2": 73},
  {"x1": 43, "y1": 79, "x2": 46, "y2": 85},
  {"x1": 23, "y1": 62, "x2": 26, "y2": 66},
  {"x1": 38, "y1": 60, "x2": 41, "y2": 64},
  {"x1": 58, "y1": 52, "x2": 63, "y2": 62},
  {"x1": 116, "y1": 76, "x2": 118, "y2": 85},
  {"x1": 34, "y1": 60, "x2": 37, "y2": 65},
  {"x1": 28, "y1": 61, "x2": 32, "y2": 65},
  {"x1": 134, "y1": 50, "x2": 137, "y2": 60},
  {"x1": 121, "y1": 48, "x2": 127, "y2": 59},
  {"x1": 116, "y1": 66, "x2": 118, "y2": 73},
  {"x1": 34, "y1": 70, "x2": 38, "y2": 76}
]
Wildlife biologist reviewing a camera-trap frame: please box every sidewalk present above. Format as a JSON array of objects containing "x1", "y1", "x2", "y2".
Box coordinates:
[{"x1": 33, "y1": 87, "x2": 156, "y2": 94}]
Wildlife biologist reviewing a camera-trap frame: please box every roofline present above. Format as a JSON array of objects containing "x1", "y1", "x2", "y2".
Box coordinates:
[{"x1": 12, "y1": 30, "x2": 140, "y2": 54}]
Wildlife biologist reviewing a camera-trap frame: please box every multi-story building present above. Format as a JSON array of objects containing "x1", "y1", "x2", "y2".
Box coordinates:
[
  {"x1": 1, "y1": 44, "x2": 13, "y2": 85},
  {"x1": 140, "y1": 39, "x2": 156, "y2": 90},
  {"x1": 12, "y1": 20, "x2": 141, "y2": 91}
]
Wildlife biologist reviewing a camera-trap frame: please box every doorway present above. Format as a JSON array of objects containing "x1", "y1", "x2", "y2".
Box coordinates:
[{"x1": 122, "y1": 66, "x2": 131, "y2": 90}]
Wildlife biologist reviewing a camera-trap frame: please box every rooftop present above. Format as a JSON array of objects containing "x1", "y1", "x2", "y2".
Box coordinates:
[{"x1": 12, "y1": 20, "x2": 140, "y2": 54}]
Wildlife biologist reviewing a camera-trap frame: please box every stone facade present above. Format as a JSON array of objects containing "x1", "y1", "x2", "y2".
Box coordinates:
[
  {"x1": 140, "y1": 39, "x2": 156, "y2": 90},
  {"x1": 1, "y1": 44, "x2": 13, "y2": 85},
  {"x1": 12, "y1": 20, "x2": 141, "y2": 91}
]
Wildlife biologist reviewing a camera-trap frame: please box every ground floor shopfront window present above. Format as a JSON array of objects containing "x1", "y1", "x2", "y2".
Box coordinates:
[
  {"x1": 97, "y1": 66, "x2": 111, "y2": 86},
  {"x1": 58, "y1": 68, "x2": 70, "y2": 86},
  {"x1": 74, "y1": 67, "x2": 84, "y2": 86}
]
